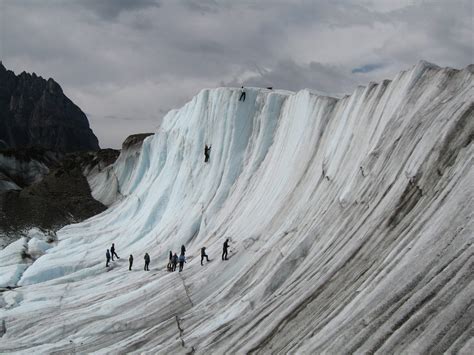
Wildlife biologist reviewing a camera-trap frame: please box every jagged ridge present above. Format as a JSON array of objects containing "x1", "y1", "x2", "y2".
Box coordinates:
[{"x1": 0, "y1": 63, "x2": 99, "y2": 152}]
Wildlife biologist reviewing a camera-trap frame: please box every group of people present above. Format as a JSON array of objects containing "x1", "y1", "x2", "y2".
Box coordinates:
[
  {"x1": 106, "y1": 244, "x2": 150, "y2": 271},
  {"x1": 167, "y1": 245, "x2": 187, "y2": 272},
  {"x1": 105, "y1": 243, "x2": 120, "y2": 267},
  {"x1": 105, "y1": 239, "x2": 232, "y2": 272}
]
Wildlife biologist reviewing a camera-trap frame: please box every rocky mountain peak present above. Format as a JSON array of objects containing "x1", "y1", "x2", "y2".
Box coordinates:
[{"x1": 0, "y1": 64, "x2": 99, "y2": 152}]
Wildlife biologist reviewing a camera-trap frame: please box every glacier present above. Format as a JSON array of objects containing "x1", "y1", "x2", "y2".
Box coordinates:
[{"x1": 0, "y1": 61, "x2": 473, "y2": 353}]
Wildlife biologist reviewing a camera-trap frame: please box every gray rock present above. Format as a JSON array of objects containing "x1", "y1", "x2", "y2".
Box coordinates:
[{"x1": 0, "y1": 62, "x2": 99, "y2": 152}]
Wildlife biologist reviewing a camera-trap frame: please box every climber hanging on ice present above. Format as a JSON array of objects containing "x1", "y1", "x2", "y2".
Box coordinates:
[
  {"x1": 106, "y1": 249, "x2": 111, "y2": 267},
  {"x1": 204, "y1": 145, "x2": 211, "y2": 163},
  {"x1": 201, "y1": 246, "x2": 210, "y2": 266},
  {"x1": 239, "y1": 86, "x2": 246, "y2": 101},
  {"x1": 111, "y1": 243, "x2": 120, "y2": 261},
  {"x1": 129, "y1": 254, "x2": 133, "y2": 270},
  {"x1": 222, "y1": 238, "x2": 230, "y2": 260},
  {"x1": 144, "y1": 253, "x2": 150, "y2": 271}
]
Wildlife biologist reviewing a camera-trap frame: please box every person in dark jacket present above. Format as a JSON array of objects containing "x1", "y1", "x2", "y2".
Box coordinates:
[
  {"x1": 222, "y1": 238, "x2": 229, "y2": 260},
  {"x1": 167, "y1": 251, "x2": 173, "y2": 271},
  {"x1": 106, "y1": 249, "x2": 111, "y2": 267},
  {"x1": 178, "y1": 254, "x2": 186, "y2": 272},
  {"x1": 239, "y1": 86, "x2": 246, "y2": 101},
  {"x1": 111, "y1": 243, "x2": 120, "y2": 261},
  {"x1": 144, "y1": 253, "x2": 150, "y2": 271},
  {"x1": 172, "y1": 253, "x2": 178, "y2": 271},
  {"x1": 181, "y1": 245, "x2": 186, "y2": 256},
  {"x1": 204, "y1": 145, "x2": 211, "y2": 163},
  {"x1": 129, "y1": 254, "x2": 133, "y2": 270},
  {"x1": 201, "y1": 247, "x2": 209, "y2": 266}
]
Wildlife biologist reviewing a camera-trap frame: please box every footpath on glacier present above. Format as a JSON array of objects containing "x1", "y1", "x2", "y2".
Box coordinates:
[{"x1": 0, "y1": 61, "x2": 473, "y2": 354}]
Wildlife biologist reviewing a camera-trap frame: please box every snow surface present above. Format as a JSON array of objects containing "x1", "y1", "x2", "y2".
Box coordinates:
[
  {"x1": 1, "y1": 62, "x2": 473, "y2": 353},
  {"x1": 0, "y1": 238, "x2": 28, "y2": 288},
  {"x1": 0, "y1": 229, "x2": 53, "y2": 288}
]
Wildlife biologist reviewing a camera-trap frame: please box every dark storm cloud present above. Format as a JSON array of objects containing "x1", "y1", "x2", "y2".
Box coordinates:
[{"x1": 1, "y1": 0, "x2": 471, "y2": 148}]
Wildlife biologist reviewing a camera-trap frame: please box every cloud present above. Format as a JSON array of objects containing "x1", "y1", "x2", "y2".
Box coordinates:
[
  {"x1": 352, "y1": 63, "x2": 385, "y2": 74},
  {"x1": 180, "y1": 0, "x2": 221, "y2": 14},
  {"x1": 225, "y1": 60, "x2": 357, "y2": 96},
  {"x1": 77, "y1": 0, "x2": 161, "y2": 20},
  {"x1": 1, "y1": 0, "x2": 471, "y2": 148}
]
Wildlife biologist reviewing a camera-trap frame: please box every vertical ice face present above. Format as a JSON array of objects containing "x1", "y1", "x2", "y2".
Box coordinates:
[{"x1": 2, "y1": 62, "x2": 473, "y2": 353}]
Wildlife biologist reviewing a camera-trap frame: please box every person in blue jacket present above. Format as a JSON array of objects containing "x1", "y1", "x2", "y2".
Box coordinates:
[{"x1": 178, "y1": 254, "x2": 186, "y2": 272}]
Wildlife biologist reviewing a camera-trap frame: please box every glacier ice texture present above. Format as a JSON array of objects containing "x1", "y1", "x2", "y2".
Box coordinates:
[{"x1": 0, "y1": 61, "x2": 473, "y2": 353}]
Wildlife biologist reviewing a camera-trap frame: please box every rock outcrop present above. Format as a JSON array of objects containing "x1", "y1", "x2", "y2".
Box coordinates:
[
  {"x1": 0, "y1": 147, "x2": 62, "y2": 192},
  {"x1": 0, "y1": 149, "x2": 119, "y2": 238},
  {"x1": 0, "y1": 62, "x2": 99, "y2": 152}
]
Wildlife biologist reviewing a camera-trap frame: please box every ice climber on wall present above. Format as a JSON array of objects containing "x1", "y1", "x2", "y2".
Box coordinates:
[
  {"x1": 239, "y1": 86, "x2": 246, "y2": 101},
  {"x1": 204, "y1": 145, "x2": 211, "y2": 163},
  {"x1": 129, "y1": 254, "x2": 133, "y2": 270}
]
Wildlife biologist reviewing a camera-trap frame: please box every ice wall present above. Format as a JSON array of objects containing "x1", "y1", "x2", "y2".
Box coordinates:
[{"x1": 1, "y1": 61, "x2": 473, "y2": 353}]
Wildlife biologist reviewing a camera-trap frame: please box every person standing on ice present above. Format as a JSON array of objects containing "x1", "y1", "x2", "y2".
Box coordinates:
[
  {"x1": 129, "y1": 254, "x2": 133, "y2": 271},
  {"x1": 172, "y1": 253, "x2": 178, "y2": 271},
  {"x1": 222, "y1": 238, "x2": 230, "y2": 260},
  {"x1": 167, "y1": 250, "x2": 173, "y2": 271},
  {"x1": 181, "y1": 245, "x2": 186, "y2": 256},
  {"x1": 239, "y1": 86, "x2": 246, "y2": 101},
  {"x1": 106, "y1": 249, "x2": 111, "y2": 267},
  {"x1": 204, "y1": 145, "x2": 211, "y2": 163},
  {"x1": 178, "y1": 254, "x2": 186, "y2": 272},
  {"x1": 144, "y1": 253, "x2": 150, "y2": 271},
  {"x1": 201, "y1": 247, "x2": 210, "y2": 266},
  {"x1": 110, "y1": 243, "x2": 120, "y2": 261}
]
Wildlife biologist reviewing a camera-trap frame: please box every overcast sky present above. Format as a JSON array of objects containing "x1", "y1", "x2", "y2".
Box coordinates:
[{"x1": 1, "y1": 0, "x2": 472, "y2": 148}]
